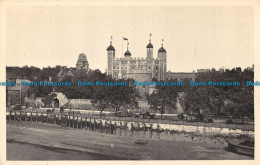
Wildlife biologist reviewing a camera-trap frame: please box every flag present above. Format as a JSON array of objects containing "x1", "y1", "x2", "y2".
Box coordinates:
[{"x1": 122, "y1": 37, "x2": 128, "y2": 40}]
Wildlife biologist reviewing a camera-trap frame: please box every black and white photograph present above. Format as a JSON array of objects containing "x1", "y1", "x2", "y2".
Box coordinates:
[{"x1": 0, "y1": 0, "x2": 259, "y2": 163}]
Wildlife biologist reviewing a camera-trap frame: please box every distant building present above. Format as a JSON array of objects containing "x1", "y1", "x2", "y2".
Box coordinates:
[
  {"x1": 56, "y1": 53, "x2": 89, "y2": 81},
  {"x1": 166, "y1": 71, "x2": 196, "y2": 81},
  {"x1": 76, "y1": 53, "x2": 89, "y2": 71},
  {"x1": 197, "y1": 67, "x2": 226, "y2": 73},
  {"x1": 106, "y1": 35, "x2": 197, "y2": 96},
  {"x1": 7, "y1": 79, "x2": 30, "y2": 106},
  {"x1": 28, "y1": 92, "x2": 95, "y2": 110},
  {"x1": 197, "y1": 69, "x2": 211, "y2": 73}
]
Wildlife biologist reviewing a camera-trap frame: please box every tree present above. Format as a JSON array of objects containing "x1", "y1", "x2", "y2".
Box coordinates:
[
  {"x1": 226, "y1": 88, "x2": 254, "y2": 123},
  {"x1": 184, "y1": 67, "x2": 254, "y2": 120},
  {"x1": 148, "y1": 85, "x2": 178, "y2": 119},
  {"x1": 91, "y1": 85, "x2": 113, "y2": 116},
  {"x1": 109, "y1": 79, "x2": 140, "y2": 112}
]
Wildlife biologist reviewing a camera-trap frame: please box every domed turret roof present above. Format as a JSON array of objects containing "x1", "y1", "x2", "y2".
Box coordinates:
[
  {"x1": 146, "y1": 42, "x2": 153, "y2": 48},
  {"x1": 106, "y1": 45, "x2": 115, "y2": 51},
  {"x1": 124, "y1": 50, "x2": 131, "y2": 56},
  {"x1": 158, "y1": 39, "x2": 166, "y2": 53},
  {"x1": 158, "y1": 47, "x2": 166, "y2": 53}
]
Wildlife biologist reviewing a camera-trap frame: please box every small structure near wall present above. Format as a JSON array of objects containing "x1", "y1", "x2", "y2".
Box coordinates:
[{"x1": 41, "y1": 92, "x2": 69, "y2": 108}]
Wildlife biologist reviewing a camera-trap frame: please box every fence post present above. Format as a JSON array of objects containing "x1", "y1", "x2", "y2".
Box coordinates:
[
  {"x1": 26, "y1": 112, "x2": 29, "y2": 122},
  {"x1": 131, "y1": 123, "x2": 134, "y2": 137},
  {"x1": 114, "y1": 121, "x2": 117, "y2": 135},
  {"x1": 89, "y1": 118, "x2": 92, "y2": 130},
  {"x1": 197, "y1": 121, "x2": 199, "y2": 132},
  {"x1": 68, "y1": 116, "x2": 71, "y2": 127},
  {"x1": 81, "y1": 117, "x2": 83, "y2": 129},
  {"x1": 30, "y1": 112, "x2": 32, "y2": 122},
  {"x1": 9, "y1": 112, "x2": 11, "y2": 121},
  {"x1": 124, "y1": 121, "x2": 127, "y2": 136},
  {"x1": 110, "y1": 121, "x2": 113, "y2": 134},
  {"x1": 105, "y1": 121, "x2": 108, "y2": 133},
  {"x1": 137, "y1": 123, "x2": 140, "y2": 137},
  {"x1": 183, "y1": 120, "x2": 185, "y2": 131},
  {"x1": 19, "y1": 111, "x2": 22, "y2": 121},
  {"x1": 85, "y1": 117, "x2": 87, "y2": 130},
  {"x1": 143, "y1": 122, "x2": 146, "y2": 138},
  {"x1": 14, "y1": 111, "x2": 17, "y2": 122},
  {"x1": 211, "y1": 122, "x2": 213, "y2": 133},
  {"x1": 157, "y1": 124, "x2": 160, "y2": 139},
  {"x1": 36, "y1": 112, "x2": 38, "y2": 122},
  {"x1": 77, "y1": 116, "x2": 79, "y2": 129},
  {"x1": 93, "y1": 118, "x2": 96, "y2": 131},
  {"x1": 41, "y1": 112, "x2": 43, "y2": 123},
  {"x1": 150, "y1": 124, "x2": 153, "y2": 139},
  {"x1": 47, "y1": 113, "x2": 49, "y2": 123},
  {"x1": 119, "y1": 121, "x2": 122, "y2": 136},
  {"x1": 72, "y1": 115, "x2": 75, "y2": 128},
  {"x1": 100, "y1": 120, "x2": 102, "y2": 133}
]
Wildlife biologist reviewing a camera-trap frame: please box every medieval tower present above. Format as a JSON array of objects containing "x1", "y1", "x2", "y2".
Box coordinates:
[{"x1": 106, "y1": 35, "x2": 167, "y2": 82}]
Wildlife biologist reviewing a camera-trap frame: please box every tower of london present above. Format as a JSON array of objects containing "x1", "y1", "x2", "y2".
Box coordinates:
[{"x1": 106, "y1": 36, "x2": 167, "y2": 82}]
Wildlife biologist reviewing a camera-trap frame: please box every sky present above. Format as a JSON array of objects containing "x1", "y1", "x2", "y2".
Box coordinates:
[{"x1": 6, "y1": 5, "x2": 254, "y2": 72}]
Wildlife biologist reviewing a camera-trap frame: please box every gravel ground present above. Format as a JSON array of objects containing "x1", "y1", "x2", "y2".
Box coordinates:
[{"x1": 6, "y1": 122, "x2": 253, "y2": 160}]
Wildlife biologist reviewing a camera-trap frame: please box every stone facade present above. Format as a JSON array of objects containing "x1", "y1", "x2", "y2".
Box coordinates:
[
  {"x1": 76, "y1": 53, "x2": 89, "y2": 71},
  {"x1": 107, "y1": 38, "x2": 167, "y2": 82},
  {"x1": 7, "y1": 79, "x2": 30, "y2": 106},
  {"x1": 106, "y1": 37, "x2": 197, "y2": 83}
]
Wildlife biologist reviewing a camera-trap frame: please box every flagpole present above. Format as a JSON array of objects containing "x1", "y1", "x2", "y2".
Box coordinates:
[{"x1": 122, "y1": 37, "x2": 123, "y2": 58}]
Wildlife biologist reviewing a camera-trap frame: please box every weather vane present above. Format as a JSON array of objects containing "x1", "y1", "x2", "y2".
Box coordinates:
[
  {"x1": 110, "y1": 36, "x2": 113, "y2": 44},
  {"x1": 162, "y1": 38, "x2": 164, "y2": 47},
  {"x1": 149, "y1": 33, "x2": 152, "y2": 42}
]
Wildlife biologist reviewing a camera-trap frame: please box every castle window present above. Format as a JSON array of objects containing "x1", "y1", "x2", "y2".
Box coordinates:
[
  {"x1": 148, "y1": 67, "x2": 151, "y2": 69},
  {"x1": 113, "y1": 66, "x2": 115, "y2": 69},
  {"x1": 156, "y1": 67, "x2": 158, "y2": 70},
  {"x1": 117, "y1": 67, "x2": 119, "y2": 69}
]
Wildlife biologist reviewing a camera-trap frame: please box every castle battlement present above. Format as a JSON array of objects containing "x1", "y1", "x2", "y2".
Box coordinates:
[{"x1": 107, "y1": 37, "x2": 167, "y2": 81}]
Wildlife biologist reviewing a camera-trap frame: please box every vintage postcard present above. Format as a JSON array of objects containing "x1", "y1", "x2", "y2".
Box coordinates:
[{"x1": 0, "y1": 0, "x2": 259, "y2": 164}]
